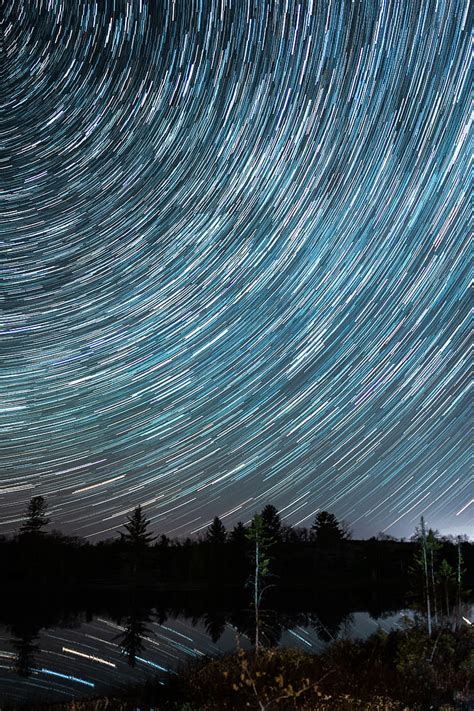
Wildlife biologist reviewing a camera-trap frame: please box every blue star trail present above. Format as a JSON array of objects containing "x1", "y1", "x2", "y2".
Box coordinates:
[{"x1": 1, "y1": 0, "x2": 471, "y2": 539}]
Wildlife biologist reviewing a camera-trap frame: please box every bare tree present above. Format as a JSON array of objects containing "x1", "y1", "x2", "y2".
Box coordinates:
[
  {"x1": 246, "y1": 514, "x2": 274, "y2": 652},
  {"x1": 419, "y1": 516, "x2": 432, "y2": 636}
]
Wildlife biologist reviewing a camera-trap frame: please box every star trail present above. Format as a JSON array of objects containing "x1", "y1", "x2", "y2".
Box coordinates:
[
  {"x1": 0, "y1": 609, "x2": 413, "y2": 705},
  {"x1": 1, "y1": 0, "x2": 471, "y2": 539}
]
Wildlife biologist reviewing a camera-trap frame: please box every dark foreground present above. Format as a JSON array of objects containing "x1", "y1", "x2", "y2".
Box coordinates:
[{"x1": 5, "y1": 626, "x2": 473, "y2": 711}]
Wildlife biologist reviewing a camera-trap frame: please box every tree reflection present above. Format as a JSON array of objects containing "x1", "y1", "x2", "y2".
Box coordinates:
[
  {"x1": 11, "y1": 627, "x2": 40, "y2": 677},
  {"x1": 310, "y1": 608, "x2": 350, "y2": 642},
  {"x1": 115, "y1": 601, "x2": 153, "y2": 667},
  {"x1": 203, "y1": 610, "x2": 227, "y2": 644}
]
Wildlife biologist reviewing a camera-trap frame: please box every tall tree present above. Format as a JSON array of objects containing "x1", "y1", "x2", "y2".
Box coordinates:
[
  {"x1": 19, "y1": 496, "x2": 50, "y2": 537},
  {"x1": 426, "y1": 528, "x2": 442, "y2": 625},
  {"x1": 206, "y1": 516, "x2": 227, "y2": 544},
  {"x1": 418, "y1": 516, "x2": 433, "y2": 636},
  {"x1": 246, "y1": 514, "x2": 274, "y2": 651},
  {"x1": 455, "y1": 536, "x2": 465, "y2": 626},
  {"x1": 120, "y1": 505, "x2": 155, "y2": 547},
  {"x1": 311, "y1": 511, "x2": 345, "y2": 545},
  {"x1": 260, "y1": 504, "x2": 282, "y2": 542}
]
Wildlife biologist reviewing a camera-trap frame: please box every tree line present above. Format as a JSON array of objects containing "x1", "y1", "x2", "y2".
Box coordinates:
[
  {"x1": 15, "y1": 495, "x2": 350, "y2": 546},
  {"x1": 2, "y1": 496, "x2": 471, "y2": 677},
  {"x1": 2, "y1": 495, "x2": 472, "y2": 619}
]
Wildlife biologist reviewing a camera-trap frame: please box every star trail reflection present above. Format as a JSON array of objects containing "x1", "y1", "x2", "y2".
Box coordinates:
[
  {"x1": 0, "y1": 606, "x2": 413, "y2": 706},
  {"x1": 1, "y1": 0, "x2": 471, "y2": 539}
]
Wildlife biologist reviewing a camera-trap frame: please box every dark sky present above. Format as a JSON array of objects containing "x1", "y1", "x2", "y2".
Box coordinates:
[{"x1": 1, "y1": 0, "x2": 471, "y2": 541}]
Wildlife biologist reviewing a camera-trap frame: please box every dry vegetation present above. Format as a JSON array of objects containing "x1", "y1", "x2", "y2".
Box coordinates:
[{"x1": 8, "y1": 625, "x2": 472, "y2": 711}]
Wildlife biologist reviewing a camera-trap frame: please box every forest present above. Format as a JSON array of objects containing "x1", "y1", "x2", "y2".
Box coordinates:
[
  {"x1": 2, "y1": 497, "x2": 473, "y2": 710},
  {"x1": 2, "y1": 495, "x2": 472, "y2": 598}
]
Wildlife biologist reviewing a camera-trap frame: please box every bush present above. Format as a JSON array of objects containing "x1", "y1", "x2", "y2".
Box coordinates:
[{"x1": 8, "y1": 626, "x2": 473, "y2": 710}]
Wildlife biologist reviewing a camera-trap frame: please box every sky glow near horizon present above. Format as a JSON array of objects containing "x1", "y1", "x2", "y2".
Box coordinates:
[{"x1": 1, "y1": 0, "x2": 471, "y2": 540}]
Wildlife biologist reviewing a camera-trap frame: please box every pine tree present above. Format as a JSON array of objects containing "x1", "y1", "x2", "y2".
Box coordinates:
[
  {"x1": 120, "y1": 506, "x2": 155, "y2": 547},
  {"x1": 206, "y1": 516, "x2": 227, "y2": 544},
  {"x1": 12, "y1": 633, "x2": 39, "y2": 677},
  {"x1": 311, "y1": 510, "x2": 345, "y2": 545},
  {"x1": 260, "y1": 504, "x2": 282, "y2": 542},
  {"x1": 19, "y1": 496, "x2": 50, "y2": 537},
  {"x1": 116, "y1": 611, "x2": 151, "y2": 667},
  {"x1": 229, "y1": 521, "x2": 247, "y2": 545}
]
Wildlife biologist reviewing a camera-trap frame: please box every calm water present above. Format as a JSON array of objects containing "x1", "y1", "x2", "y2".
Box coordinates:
[{"x1": 0, "y1": 592, "x2": 414, "y2": 707}]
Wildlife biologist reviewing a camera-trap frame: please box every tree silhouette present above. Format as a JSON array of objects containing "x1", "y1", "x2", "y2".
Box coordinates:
[
  {"x1": 115, "y1": 609, "x2": 151, "y2": 667},
  {"x1": 8, "y1": 605, "x2": 48, "y2": 678},
  {"x1": 412, "y1": 516, "x2": 435, "y2": 635},
  {"x1": 19, "y1": 496, "x2": 50, "y2": 537},
  {"x1": 203, "y1": 610, "x2": 227, "y2": 643},
  {"x1": 206, "y1": 516, "x2": 227, "y2": 544},
  {"x1": 120, "y1": 505, "x2": 155, "y2": 578},
  {"x1": 11, "y1": 630, "x2": 40, "y2": 677},
  {"x1": 311, "y1": 511, "x2": 345, "y2": 545},
  {"x1": 260, "y1": 505, "x2": 282, "y2": 543},
  {"x1": 120, "y1": 505, "x2": 155, "y2": 547},
  {"x1": 426, "y1": 528, "x2": 442, "y2": 624},
  {"x1": 229, "y1": 521, "x2": 247, "y2": 546}
]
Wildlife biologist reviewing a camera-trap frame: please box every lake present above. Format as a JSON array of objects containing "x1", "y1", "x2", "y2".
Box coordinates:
[{"x1": 0, "y1": 587, "x2": 418, "y2": 707}]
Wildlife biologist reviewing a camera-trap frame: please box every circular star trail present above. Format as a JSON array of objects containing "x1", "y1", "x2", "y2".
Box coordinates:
[{"x1": 1, "y1": 0, "x2": 471, "y2": 539}]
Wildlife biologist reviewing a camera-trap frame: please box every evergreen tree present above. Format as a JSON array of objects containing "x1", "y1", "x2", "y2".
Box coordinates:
[
  {"x1": 19, "y1": 496, "x2": 50, "y2": 537},
  {"x1": 206, "y1": 516, "x2": 227, "y2": 544},
  {"x1": 260, "y1": 504, "x2": 282, "y2": 542},
  {"x1": 229, "y1": 521, "x2": 247, "y2": 546},
  {"x1": 12, "y1": 633, "x2": 39, "y2": 677},
  {"x1": 116, "y1": 610, "x2": 151, "y2": 667},
  {"x1": 311, "y1": 510, "x2": 345, "y2": 545},
  {"x1": 120, "y1": 505, "x2": 155, "y2": 547},
  {"x1": 203, "y1": 610, "x2": 227, "y2": 643}
]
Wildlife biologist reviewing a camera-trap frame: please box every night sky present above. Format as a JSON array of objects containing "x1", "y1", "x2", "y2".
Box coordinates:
[{"x1": 1, "y1": 0, "x2": 471, "y2": 541}]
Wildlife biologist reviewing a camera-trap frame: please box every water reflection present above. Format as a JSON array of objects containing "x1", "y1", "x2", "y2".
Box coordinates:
[
  {"x1": 203, "y1": 610, "x2": 227, "y2": 644},
  {"x1": 310, "y1": 608, "x2": 352, "y2": 642},
  {"x1": 115, "y1": 606, "x2": 154, "y2": 668},
  {"x1": 11, "y1": 631, "x2": 39, "y2": 679},
  {"x1": 0, "y1": 588, "x2": 411, "y2": 706}
]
